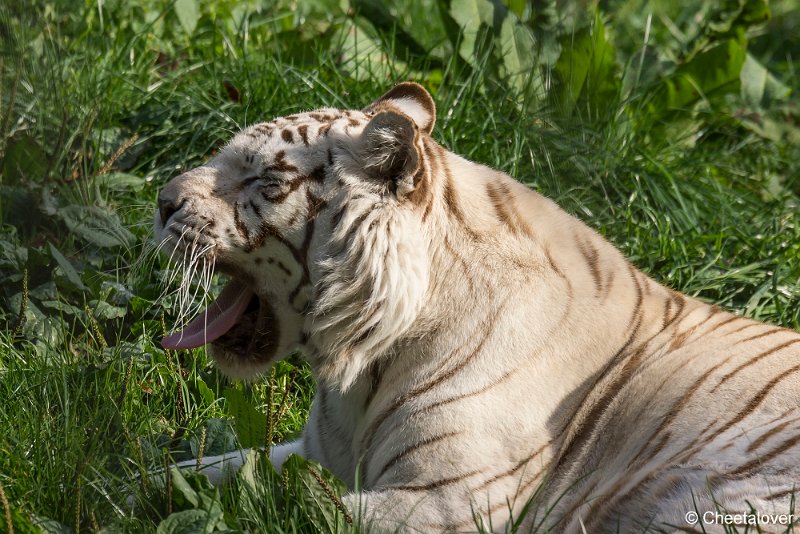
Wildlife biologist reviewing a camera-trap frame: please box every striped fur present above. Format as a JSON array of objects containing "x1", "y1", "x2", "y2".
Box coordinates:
[{"x1": 155, "y1": 83, "x2": 800, "y2": 532}]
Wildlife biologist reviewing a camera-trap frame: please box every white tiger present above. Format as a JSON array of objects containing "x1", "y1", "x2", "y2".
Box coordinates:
[{"x1": 154, "y1": 82, "x2": 800, "y2": 532}]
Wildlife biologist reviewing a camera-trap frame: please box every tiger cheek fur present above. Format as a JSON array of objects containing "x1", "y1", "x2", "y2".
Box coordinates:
[{"x1": 155, "y1": 82, "x2": 800, "y2": 532}]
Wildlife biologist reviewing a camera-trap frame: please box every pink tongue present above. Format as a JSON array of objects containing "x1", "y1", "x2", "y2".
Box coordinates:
[{"x1": 161, "y1": 281, "x2": 255, "y2": 350}]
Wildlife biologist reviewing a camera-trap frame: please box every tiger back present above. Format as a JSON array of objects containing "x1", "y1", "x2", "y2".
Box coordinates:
[{"x1": 155, "y1": 82, "x2": 800, "y2": 532}]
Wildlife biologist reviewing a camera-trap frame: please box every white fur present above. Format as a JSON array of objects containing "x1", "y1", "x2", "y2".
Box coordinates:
[{"x1": 156, "y1": 84, "x2": 800, "y2": 533}]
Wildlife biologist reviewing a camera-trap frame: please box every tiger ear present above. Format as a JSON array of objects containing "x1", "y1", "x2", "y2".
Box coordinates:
[
  {"x1": 364, "y1": 82, "x2": 435, "y2": 134},
  {"x1": 358, "y1": 110, "x2": 421, "y2": 189}
]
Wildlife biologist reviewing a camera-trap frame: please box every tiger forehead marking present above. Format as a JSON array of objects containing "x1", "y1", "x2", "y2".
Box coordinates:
[{"x1": 155, "y1": 82, "x2": 800, "y2": 532}]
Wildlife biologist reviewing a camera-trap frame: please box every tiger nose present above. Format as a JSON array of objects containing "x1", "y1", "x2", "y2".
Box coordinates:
[{"x1": 157, "y1": 191, "x2": 184, "y2": 225}]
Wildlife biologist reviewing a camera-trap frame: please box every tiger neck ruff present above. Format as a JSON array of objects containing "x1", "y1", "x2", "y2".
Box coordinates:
[{"x1": 155, "y1": 82, "x2": 800, "y2": 532}]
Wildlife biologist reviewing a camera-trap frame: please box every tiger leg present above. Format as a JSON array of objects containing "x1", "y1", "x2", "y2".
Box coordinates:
[{"x1": 173, "y1": 439, "x2": 305, "y2": 486}]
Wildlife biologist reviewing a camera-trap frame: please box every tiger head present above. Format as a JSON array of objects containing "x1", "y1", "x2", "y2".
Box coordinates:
[{"x1": 154, "y1": 83, "x2": 441, "y2": 390}]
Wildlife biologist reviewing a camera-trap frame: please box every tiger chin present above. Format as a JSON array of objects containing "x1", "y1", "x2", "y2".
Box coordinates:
[{"x1": 154, "y1": 82, "x2": 800, "y2": 532}]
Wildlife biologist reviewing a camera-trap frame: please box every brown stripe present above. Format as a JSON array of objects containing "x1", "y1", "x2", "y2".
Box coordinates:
[
  {"x1": 638, "y1": 357, "x2": 736, "y2": 469},
  {"x1": 388, "y1": 468, "x2": 485, "y2": 492},
  {"x1": 260, "y1": 175, "x2": 304, "y2": 203},
  {"x1": 249, "y1": 220, "x2": 303, "y2": 260},
  {"x1": 765, "y1": 488, "x2": 798, "y2": 501},
  {"x1": 700, "y1": 361, "x2": 800, "y2": 449},
  {"x1": 360, "y1": 299, "x2": 507, "y2": 455},
  {"x1": 601, "y1": 268, "x2": 616, "y2": 301},
  {"x1": 544, "y1": 246, "x2": 566, "y2": 281},
  {"x1": 310, "y1": 112, "x2": 336, "y2": 123},
  {"x1": 442, "y1": 237, "x2": 476, "y2": 295},
  {"x1": 745, "y1": 418, "x2": 798, "y2": 453},
  {"x1": 439, "y1": 145, "x2": 479, "y2": 239},
  {"x1": 447, "y1": 467, "x2": 546, "y2": 530},
  {"x1": 297, "y1": 124, "x2": 309, "y2": 145},
  {"x1": 665, "y1": 291, "x2": 686, "y2": 330},
  {"x1": 487, "y1": 181, "x2": 519, "y2": 234},
  {"x1": 253, "y1": 123, "x2": 274, "y2": 136},
  {"x1": 669, "y1": 419, "x2": 717, "y2": 463},
  {"x1": 729, "y1": 432, "x2": 800, "y2": 477},
  {"x1": 342, "y1": 209, "x2": 372, "y2": 248},
  {"x1": 308, "y1": 164, "x2": 326, "y2": 184},
  {"x1": 741, "y1": 326, "x2": 790, "y2": 343},
  {"x1": 248, "y1": 199, "x2": 262, "y2": 218},
  {"x1": 362, "y1": 362, "x2": 385, "y2": 411},
  {"x1": 287, "y1": 190, "x2": 325, "y2": 304},
  {"x1": 627, "y1": 262, "x2": 645, "y2": 330},
  {"x1": 663, "y1": 296, "x2": 672, "y2": 327},
  {"x1": 559, "y1": 481, "x2": 600, "y2": 523},
  {"x1": 576, "y1": 233, "x2": 602, "y2": 294},
  {"x1": 415, "y1": 366, "x2": 517, "y2": 416},
  {"x1": 275, "y1": 261, "x2": 292, "y2": 277},
  {"x1": 668, "y1": 307, "x2": 723, "y2": 351},
  {"x1": 267, "y1": 150, "x2": 298, "y2": 173},
  {"x1": 646, "y1": 431, "x2": 672, "y2": 460},
  {"x1": 316, "y1": 390, "x2": 330, "y2": 466},
  {"x1": 710, "y1": 339, "x2": 800, "y2": 393},
  {"x1": 374, "y1": 431, "x2": 462, "y2": 483},
  {"x1": 233, "y1": 202, "x2": 250, "y2": 243},
  {"x1": 420, "y1": 139, "x2": 438, "y2": 222},
  {"x1": 726, "y1": 321, "x2": 763, "y2": 337},
  {"x1": 281, "y1": 129, "x2": 294, "y2": 143},
  {"x1": 712, "y1": 314, "x2": 743, "y2": 332},
  {"x1": 472, "y1": 441, "x2": 549, "y2": 492},
  {"x1": 553, "y1": 326, "x2": 644, "y2": 473},
  {"x1": 406, "y1": 137, "x2": 431, "y2": 207}
]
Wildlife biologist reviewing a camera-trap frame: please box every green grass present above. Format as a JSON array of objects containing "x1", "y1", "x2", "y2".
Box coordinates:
[{"x1": 0, "y1": 0, "x2": 799, "y2": 532}]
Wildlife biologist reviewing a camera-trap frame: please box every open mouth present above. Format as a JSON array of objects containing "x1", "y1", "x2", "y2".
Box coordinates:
[{"x1": 161, "y1": 280, "x2": 277, "y2": 359}]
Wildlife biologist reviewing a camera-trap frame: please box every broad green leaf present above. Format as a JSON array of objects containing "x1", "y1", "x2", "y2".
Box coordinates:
[
  {"x1": 41, "y1": 300, "x2": 85, "y2": 317},
  {"x1": 11, "y1": 511, "x2": 43, "y2": 534},
  {"x1": 446, "y1": 0, "x2": 498, "y2": 66},
  {"x1": 156, "y1": 507, "x2": 228, "y2": 534},
  {"x1": 164, "y1": 468, "x2": 231, "y2": 531},
  {"x1": 740, "y1": 53, "x2": 791, "y2": 109},
  {"x1": 57, "y1": 205, "x2": 135, "y2": 248},
  {"x1": 683, "y1": 0, "x2": 769, "y2": 63},
  {"x1": 95, "y1": 172, "x2": 146, "y2": 192},
  {"x1": 0, "y1": 186, "x2": 42, "y2": 230},
  {"x1": 191, "y1": 418, "x2": 238, "y2": 457},
  {"x1": 554, "y1": 28, "x2": 592, "y2": 114},
  {"x1": 283, "y1": 455, "x2": 349, "y2": 532},
  {"x1": 655, "y1": 36, "x2": 746, "y2": 113},
  {"x1": 89, "y1": 299, "x2": 127, "y2": 320},
  {"x1": 553, "y1": 12, "x2": 617, "y2": 118},
  {"x1": 169, "y1": 466, "x2": 201, "y2": 509},
  {"x1": 352, "y1": 0, "x2": 434, "y2": 66},
  {"x1": 195, "y1": 377, "x2": 216, "y2": 405},
  {"x1": 174, "y1": 0, "x2": 200, "y2": 36},
  {"x1": 506, "y1": 0, "x2": 525, "y2": 18},
  {"x1": 48, "y1": 242, "x2": 88, "y2": 291},
  {"x1": 224, "y1": 388, "x2": 267, "y2": 449},
  {"x1": 498, "y1": 14, "x2": 536, "y2": 93},
  {"x1": 2, "y1": 135, "x2": 46, "y2": 184},
  {"x1": 236, "y1": 449, "x2": 285, "y2": 520},
  {"x1": 708, "y1": 0, "x2": 769, "y2": 34}
]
